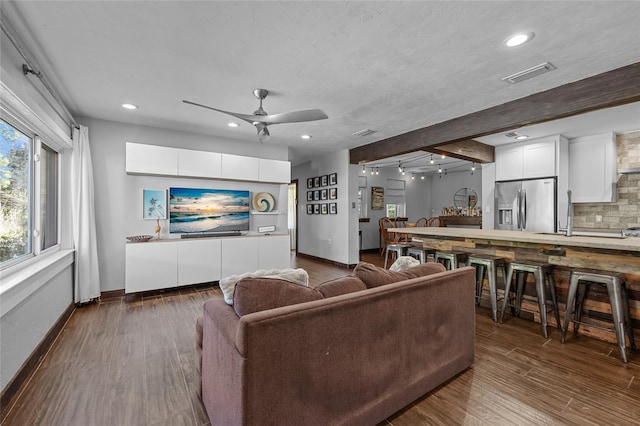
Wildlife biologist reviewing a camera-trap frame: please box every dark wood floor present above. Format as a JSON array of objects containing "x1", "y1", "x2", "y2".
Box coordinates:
[{"x1": 2, "y1": 252, "x2": 638, "y2": 425}]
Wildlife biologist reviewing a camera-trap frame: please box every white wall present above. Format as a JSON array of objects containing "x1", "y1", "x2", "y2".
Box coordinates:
[
  {"x1": 81, "y1": 117, "x2": 289, "y2": 292},
  {"x1": 430, "y1": 169, "x2": 483, "y2": 217},
  {"x1": 292, "y1": 149, "x2": 359, "y2": 265}
]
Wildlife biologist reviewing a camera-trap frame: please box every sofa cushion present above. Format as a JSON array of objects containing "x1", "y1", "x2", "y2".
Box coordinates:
[
  {"x1": 353, "y1": 261, "x2": 446, "y2": 288},
  {"x1": 233, "y1": 277, "x2": 322, "y2": 317},
  {"x1": 314, "y1": 276, "x2": 367, "y2": 298},
  {"x1": 219, "y1": 268, "x2": 309, "y2": 305}
]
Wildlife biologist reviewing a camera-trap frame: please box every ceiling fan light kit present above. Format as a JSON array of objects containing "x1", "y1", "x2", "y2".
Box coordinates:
[{"x1": 183, "y1": 89, "x2": 328, "y2": 143}]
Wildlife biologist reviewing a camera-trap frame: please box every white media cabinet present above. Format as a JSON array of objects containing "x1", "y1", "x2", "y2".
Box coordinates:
[{"x1": 124, "y1": 142, "x2": 291, "y2": 293}]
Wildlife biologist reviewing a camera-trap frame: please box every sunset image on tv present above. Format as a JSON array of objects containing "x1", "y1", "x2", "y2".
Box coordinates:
[{"x1": 169, "y1": 187, "x2": 250, "y2": 234}]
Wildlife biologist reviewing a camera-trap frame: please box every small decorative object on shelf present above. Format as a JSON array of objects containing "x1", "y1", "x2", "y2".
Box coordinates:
[
  {"x1": 252, "y1": 192, "x2": 275, "y2": 212},
  {"x1": 155, "y1": 218, "x2": 161, "y2": 240},
  {"x1": 126, "y1": 235, "x2": 153, "y2": 243}
]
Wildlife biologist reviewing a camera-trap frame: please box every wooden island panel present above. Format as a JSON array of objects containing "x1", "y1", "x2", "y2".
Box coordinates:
[{"x1": 397, "y1": 227, "x2": 640, "y2": 345}]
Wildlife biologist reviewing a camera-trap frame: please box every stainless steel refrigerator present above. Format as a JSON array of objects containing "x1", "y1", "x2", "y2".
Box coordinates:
[{"x1": 495, "y1": 177, "x2": 556, "y2": 232}]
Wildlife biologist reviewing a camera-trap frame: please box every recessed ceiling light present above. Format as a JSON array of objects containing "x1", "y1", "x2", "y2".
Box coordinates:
[
  {"x1": 121, "y1": 103, "x2": 138, "y2": 110},
  {"x1": 301, "y1": 134, "x2": 312, "y2": 140},
  {"x1": 505, "y1": 32, "x2": 534, "y2": 47},
  {"x1": 515, "y1": 135, "x2": 529, "y2": 140},
  {"x1": 228, "y1": 122, "x2": 239, "y2": 128}
]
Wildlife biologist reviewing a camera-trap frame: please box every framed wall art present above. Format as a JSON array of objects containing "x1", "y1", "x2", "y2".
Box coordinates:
[
  {"x1": 307, "y1": 178, "x2": 314, "y2": 188},
  {"x1": 307, "y1": 204, "x2": 313, "y2": 214},
  {"x1": 329, "y1": 173, "x2": 337, "y2": 185},
  {"x1": 321, "y1": 189, "x2": 328, "y2": 200},
  {"x1": 307, "y1": 191, "x2": 313, "y2": 202},
  {"x1": 314, "y1": 176, "x2": 320, "y2": 187},
  {"x1": 143, "y1": 189, "x2": 167, "y2": 219},
  {"x1": 329, "y1": 203, "x2": 337, "y2": 214},
  {"x1": 321, "y1": 204, "x2": 328, "y2": 214},
  {"x1": 371, "y1": 186, "x2": 384, "y2": 210},
  {"x1": 314, "y1": 204, "x2": 320, "y2": 214},
  {"x1": 321, "y1": 175, "x2": 328, "y2": 186},
  {"x1": 329, "y1": 188, "x2": 337, "y2": 200},
  {"x1": 314, "y1": 190, "x2": 320, "y2": 201}
]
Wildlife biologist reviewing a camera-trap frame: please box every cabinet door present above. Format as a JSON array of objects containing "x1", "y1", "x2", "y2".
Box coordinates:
[
  {"x1": 258, "y1": 235, "x2": 291, "y2": 270},
  {"x1": 221, "y1": 237, "x2": 260, "y2": 277},
  {"x1": 178, "y1": 149, "x2": 221, "y2": 178},
  {"x1": 177, "y1": 239, "x2": 221, "y2": 286},
  {"x1": 523, "y1": 138, "x2": 556, "y2": 178},
  {"x1": 259, "y1": 159, "x2": 291, "y2": 183},
  {"x1": 126, "y1": 142, "x2": 178, "y2": 175},
  {"x1": 221, "y1": 154, "x2": 260, "y2": 181},
  {"x1": 125, "y1": 242, "x2": 178, "y2": 293},
  {"x1": 495, "y1": 144, "x2": 523, "y2": 181},
  {"x1": 569, "y1": 133, "x2": 617, "y2": 203}
]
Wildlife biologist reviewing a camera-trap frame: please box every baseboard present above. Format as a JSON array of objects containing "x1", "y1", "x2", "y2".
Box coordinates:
[
  {"x1": 0, "y1": 302, "x2": 75, "y2": 420},
  {"x1": 100, "y1": 289, "x2": 125, "y2": 301},
  {"x1": 296, "y1": 252, "x2": 357, "y2": 269}
]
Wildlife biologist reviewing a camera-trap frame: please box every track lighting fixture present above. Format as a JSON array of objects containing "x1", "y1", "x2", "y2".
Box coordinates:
[
  {"x1": 398, "y1": 161, "x2": 403, "y2": 173},
  {"x1": 362, "y1": 165, "x2": 366, "y2": 174},
  {"x1": 430, "y1": 154, "x2": 434, "y2": 164},
  {"x1": 375, "y1": 167, "x2": 379, "y2": 175},
  {"x1": 421, "y1": 173, "x2": 425, "y2": 180}
]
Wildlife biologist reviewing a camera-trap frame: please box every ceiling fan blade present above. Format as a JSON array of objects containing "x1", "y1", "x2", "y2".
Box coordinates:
[
  {"x1": 182, "y1": 100, "x2": 259, "y2": 124},
  {"x1": 253, "y1": 109, "x2": 329, "y2": 124}
]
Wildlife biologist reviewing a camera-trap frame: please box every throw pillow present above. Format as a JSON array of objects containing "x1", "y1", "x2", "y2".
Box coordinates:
[
  {"x1": 233, "y1": 277, "x2": 322, "y2": 317},
  {"x1": 219, "y1": 268, "x2": 309, "y2": 305},
  {"x1": 353, "y1": 261, "x2": 446, "y2": 288},
  {"x1": 389, "y1": 256, "x2": 420, "y2": 271},
  {"x1": 315, "y1": 276, "x2": 367, "y2": 298}
]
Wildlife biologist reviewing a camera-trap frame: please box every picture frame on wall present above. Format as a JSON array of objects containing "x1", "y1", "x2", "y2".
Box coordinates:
[
  {"x1": 314, "y1": 204, "x2": 320, "y2": 214},
  {"x1": 371, "y1": 186, "x2": 384, "y2": 210},
  {"x1": 329, "y1": 188, "x2": 337, "y2": 200},
  {"x1": 314, "y1": 176, "x2": 320, "y2": 187},
  {"x1": 307, "y1": 191, "x2": 313, "y2": 202},
  {"x1": 329, "y1": 173, "x2": 337, "y2": 186},
  {"x1": 307, "y1": 204, "x2": 313, "y2": 214},
  {"x1": 321, "y1": 189, "x2": 328, "y2": 200},
  {"x1": 329, "y1": 203, "x2": 337, "y2": 214},
  {"x1": 321, "y1": 203, "x2": 328, "y2": 214},
  {"x1": 321, "y1": 175, "x2": 328, "y2": 186},
  {"x1": 314, "y1": 190, "x2": 320, "y2": 201},
  {"x1": 307, "y1": 178, "x2": 314, "y2": 188},
  {"x1": 143, "y1": 189, "x2": 167, "y2": 219}
]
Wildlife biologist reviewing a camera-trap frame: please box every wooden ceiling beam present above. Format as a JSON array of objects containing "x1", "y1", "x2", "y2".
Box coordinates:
[
  {"x1": 427, "y1": 139, "x2": 494, "y2": 164},
  {"x1": 350, "y1": 62, "x2": 640, "y2": 164}
]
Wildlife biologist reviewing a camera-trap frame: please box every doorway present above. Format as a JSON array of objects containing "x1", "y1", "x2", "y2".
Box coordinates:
[{"x1": 288, "y1": 180, "x2": 298, "y2": 252}]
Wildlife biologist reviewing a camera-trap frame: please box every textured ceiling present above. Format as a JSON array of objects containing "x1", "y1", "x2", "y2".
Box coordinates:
[{"x1": 4, "y1": 1, "x2": 640, "y2": 167}]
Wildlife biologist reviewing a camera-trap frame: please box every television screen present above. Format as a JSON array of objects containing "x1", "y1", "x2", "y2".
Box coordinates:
[{"x1": 169, "y1": 187, "x2": 250, "y2": 234}]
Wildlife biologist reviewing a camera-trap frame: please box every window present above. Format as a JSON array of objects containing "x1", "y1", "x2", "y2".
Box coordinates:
[
  {"x1": 1, "y1": 117, "x2": 59, "y2": 268},
  {"x1": 386, "y1": 179, "x2": 406, "y2": 218}
]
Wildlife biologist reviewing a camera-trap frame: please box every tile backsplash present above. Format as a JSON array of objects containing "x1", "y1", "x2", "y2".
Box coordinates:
[{"x1": 573, "y1": 131, "x2": 640, "y2": 230}]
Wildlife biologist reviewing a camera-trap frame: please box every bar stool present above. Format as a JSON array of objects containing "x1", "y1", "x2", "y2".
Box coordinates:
[
  {"x1": 383, "y1": 242, "x2": 412, "y2": 269},
  {"x1": 435, "y1": 251, "x2": 468, "y2": 270},
  {"x1": 467, "y1": 255, "x2": 507, "y2": 322},
  {"x1": 500, "y1": 260, "x2": 560, "y2": 339},
  {"x1": 561, "y1": 269, "x2": 636, "y2": 363},
  {"x1": 406, "y1": 245, "x2": 436, "y2": 264}
]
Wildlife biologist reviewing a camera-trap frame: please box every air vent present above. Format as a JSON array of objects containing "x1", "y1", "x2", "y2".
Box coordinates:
[
  {"x1": 352, "y1": 128, "x2": 376, "y2": 137},
  {"x1": 502, "y1": 62, "x2": 556, "y2": 84},
  {"x1": 504, "y1": 132, "x2": 519, "y2": 138}
]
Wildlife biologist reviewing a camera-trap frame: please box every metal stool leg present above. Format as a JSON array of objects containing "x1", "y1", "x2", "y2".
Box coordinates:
[
  {"x1": 561, "y1": 273, "x2": 580, "y2": 343},
  {"x1": 500, "y1": 265, "x2": 515, "y2": 323},
  {"x1": 546, "y1": 270, "x2": 561, "y2": 329},
  {"x1": 621, "y1": 282, "x2": 637, "y2": 350},
  {"x1": 474, "y1": 264, "x2": 486, "y2": 306},
  {"x1": 606, "y1": 280, "x2": 629, "y2": 363},
  {"x1": 487, "y1": 261, "x2": 498, "y2": 322},
  {"x1": 534, "y1": 269, "x2": 549, "y2": 338}
]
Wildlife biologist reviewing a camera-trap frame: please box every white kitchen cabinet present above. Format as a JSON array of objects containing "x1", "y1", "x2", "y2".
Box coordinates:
[
  {"x1": 258, "y1": 235, "x2": 291, "y2": 270},
  {"x1": 495, "y1": 135, "x2": 560, "y2": 181},
  {"x1": 221, "y1": 153, "x2": 260, "y2": 181},
  {"x1": 178, "y1": 148, "x2": 221, "y2": 178},
  {"x1": 177, "y1": 239, "x2": 221, "y2": 285},
  {"x1": 126, "y1": 142, "x2": 179, "y2": 175},
  {"x1": 258, "y1": 158, "x2": 291, "y2": 183},
  {"x1": 125, "y1": 241, "x2": 178, "y2": 293},
  {"x1": 569, "y1": 132, "x2": 617, "y2": 203},
  {"x1": 221, "y1": 237, "x2": 260, "y2": 277}
]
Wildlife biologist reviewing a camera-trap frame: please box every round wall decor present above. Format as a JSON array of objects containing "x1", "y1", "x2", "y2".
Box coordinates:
[{"x1": 252, "y1": 192, "x2": 275, "y2": 212}]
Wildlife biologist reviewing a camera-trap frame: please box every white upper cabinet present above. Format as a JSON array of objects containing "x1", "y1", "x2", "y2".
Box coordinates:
[
  {"x1": 569, "y1": 132, "x2": 617, "y2": 203},
  {"x1": 259, "y1": 158, "x2": 291, "y2": 183},
  {"x1": 178, "y1": 148, "x2": 221, "y2": 178},
  {"x1": 495, "y1": 135, "x2": 561, "y2": 181},
  {"x1": 126, "y1": 142, "x2": 178, "y2": 175},
  {"x1": 221, "y1": 153, "x2": 260, "y2": 181}
]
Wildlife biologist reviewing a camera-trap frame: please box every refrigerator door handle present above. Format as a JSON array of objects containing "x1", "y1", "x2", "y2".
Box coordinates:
[
  {"x1": 521, "y1": 189, "x2": 527, "y2": 230},
  {"x1": 516, "y1": 189, "x2": 521, "y2": 229}
]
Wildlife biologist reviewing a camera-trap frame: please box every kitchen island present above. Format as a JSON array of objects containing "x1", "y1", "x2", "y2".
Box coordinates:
[{"x1": 391, "y1": 227, "x2": 639, "y2": 344}]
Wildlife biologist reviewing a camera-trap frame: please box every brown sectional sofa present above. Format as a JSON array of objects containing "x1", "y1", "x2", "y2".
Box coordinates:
[{"x1": 199, "y1": 262, "x2": 476, "y2": 425}]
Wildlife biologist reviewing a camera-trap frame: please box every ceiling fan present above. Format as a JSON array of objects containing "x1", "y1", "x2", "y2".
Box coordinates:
[{"x1": 183, "y1": 89, "x2": 328, "y2": 143}]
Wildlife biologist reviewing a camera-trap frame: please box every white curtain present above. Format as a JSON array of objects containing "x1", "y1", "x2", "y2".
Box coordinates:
[{"x1": 71, "y1": 125, "x2": 101, "y2": 303}]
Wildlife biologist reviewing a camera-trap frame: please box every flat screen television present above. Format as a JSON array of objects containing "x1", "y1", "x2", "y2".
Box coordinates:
[{"x1": 169, "y1": 187, "x2": 250, "y2": 234}]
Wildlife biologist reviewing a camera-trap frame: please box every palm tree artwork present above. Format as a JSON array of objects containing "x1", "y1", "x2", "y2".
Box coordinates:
[{"x1": 143, "y1": 189, "x2": 167, "y2": 240}]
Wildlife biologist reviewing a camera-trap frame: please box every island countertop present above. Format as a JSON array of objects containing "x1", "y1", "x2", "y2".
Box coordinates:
[{"x1": 391, "y1": 227, "x2": 640, "y2": 254}]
